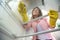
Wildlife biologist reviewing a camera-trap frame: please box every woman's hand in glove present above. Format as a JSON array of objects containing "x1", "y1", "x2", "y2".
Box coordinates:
[{"x1": 48, "y1": 10, "x2": 58, "y2": 28}]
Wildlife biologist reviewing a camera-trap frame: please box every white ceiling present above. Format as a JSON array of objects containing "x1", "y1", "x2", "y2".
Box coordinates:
[
  {"x1": 8, "y1": 0, "x2": 43, "y2": 11},
  {"x1": 22, "y1": 0, "x2": 43, "y2": 10}
]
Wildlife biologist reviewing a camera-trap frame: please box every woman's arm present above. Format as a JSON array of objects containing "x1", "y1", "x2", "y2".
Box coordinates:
[
  {"x1": 32, "y1": 25, "x2": 37, "y2": 40},
  {"x1": 44, "y1": 18, "x2": 55, "y2": 29},
  {"x1": 23, "y1": 22, "x2": 32, "y2": 30}
]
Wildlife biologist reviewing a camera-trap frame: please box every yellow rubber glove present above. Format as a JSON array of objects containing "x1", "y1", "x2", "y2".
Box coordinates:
[
  {"x1": 48, "y1": 10, "x2": 58, "y2": 28},
  {"x1": 18, "y1": 1, "x2": 29, "y2": 22}
]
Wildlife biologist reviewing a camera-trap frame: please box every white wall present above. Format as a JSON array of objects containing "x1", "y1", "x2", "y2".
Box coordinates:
[
  {"x1": 0, "y1": 1, "x2": 26, "y2": 40},
  {"x1": 44, "y1": 0, "x2": 59, "y2": 11}
]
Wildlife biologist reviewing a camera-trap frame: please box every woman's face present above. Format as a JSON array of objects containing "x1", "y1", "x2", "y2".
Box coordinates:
[{"x1": 32, "y1": 8, "x2": 40, "y2": 19}]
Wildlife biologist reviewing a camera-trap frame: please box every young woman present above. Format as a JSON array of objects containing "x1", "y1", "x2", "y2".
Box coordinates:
[{"x1": 24, "y1": 7, "x2": 56, "y2": 40}]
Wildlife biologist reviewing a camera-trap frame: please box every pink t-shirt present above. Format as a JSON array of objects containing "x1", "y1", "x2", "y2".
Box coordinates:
[{"x1": 27, "y1": 18, "x2": 55, "y2": 40}]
